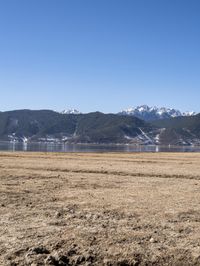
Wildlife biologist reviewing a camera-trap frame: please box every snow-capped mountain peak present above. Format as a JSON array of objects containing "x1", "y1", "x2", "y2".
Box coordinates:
[
  {"x1": 61, "y1": 109, "x2": 81, "y2": 115},
  {"x1": 183, "y1": 111, "x2": 196, "y2": 116},
  {"x1": 119, "y1": 105, "x2": 196, "y2": 121}
]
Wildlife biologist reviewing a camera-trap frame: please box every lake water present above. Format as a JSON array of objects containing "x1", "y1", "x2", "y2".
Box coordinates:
[{"x1": 0, "y1": 141, "x2": 200, "y2": 152}]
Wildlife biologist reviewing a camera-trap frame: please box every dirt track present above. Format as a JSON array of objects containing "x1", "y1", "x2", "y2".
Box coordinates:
[{"x1": 1, "y1": 152, "x2": 200, "y2": 265}]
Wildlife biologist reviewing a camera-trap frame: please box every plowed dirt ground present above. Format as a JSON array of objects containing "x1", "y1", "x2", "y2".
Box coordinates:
[{"x1": 1, "y1": 152, "x2": 200, "y2": 265}]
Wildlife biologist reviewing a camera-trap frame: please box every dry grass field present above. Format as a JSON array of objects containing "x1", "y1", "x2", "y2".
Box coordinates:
[{"x1": 1, "y1": 152, "x2": 200, "y2": 265}]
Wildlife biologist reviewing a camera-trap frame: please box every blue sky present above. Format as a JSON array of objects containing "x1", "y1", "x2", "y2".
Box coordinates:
[{"x1": 0, "y1": 0, "x2": 199, "y2": 113}]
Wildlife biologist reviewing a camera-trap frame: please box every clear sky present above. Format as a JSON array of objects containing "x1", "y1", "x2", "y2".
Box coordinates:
[{"x1": 0, "y1": 0, "x2": 199, "y2": 113}]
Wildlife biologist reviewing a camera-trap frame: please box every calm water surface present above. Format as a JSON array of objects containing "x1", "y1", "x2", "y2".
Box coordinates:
[{"x1": 0, "y1": 141, "x2": 200, "y2": 152}]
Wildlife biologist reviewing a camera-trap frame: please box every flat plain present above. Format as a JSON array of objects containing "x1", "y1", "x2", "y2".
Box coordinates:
[{"x1": 1, "y1": 152, "x2": 200, "y2": 265}]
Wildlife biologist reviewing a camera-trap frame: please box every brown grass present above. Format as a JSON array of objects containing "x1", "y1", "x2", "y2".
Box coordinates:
[{"x1": 1, "y1": 152, "x2": 200, "y2": 265}]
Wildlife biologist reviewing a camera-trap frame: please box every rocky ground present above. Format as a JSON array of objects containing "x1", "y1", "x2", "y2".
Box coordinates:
[{"x1": 1, "y1": 152, "x2": 200, "y2": 265}]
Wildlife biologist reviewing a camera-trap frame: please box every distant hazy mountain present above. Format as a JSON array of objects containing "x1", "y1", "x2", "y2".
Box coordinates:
[{"x1": 119, "y1": 105, "x2": 196, "y2": 121}]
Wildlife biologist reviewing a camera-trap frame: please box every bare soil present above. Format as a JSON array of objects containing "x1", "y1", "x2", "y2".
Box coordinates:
[{"x1": 1, "y1": 152, "x2": 200, "y2": 265}]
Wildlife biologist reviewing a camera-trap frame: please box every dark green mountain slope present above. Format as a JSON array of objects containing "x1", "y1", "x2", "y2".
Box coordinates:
[
  {"x1": 1, "y1": 109, "x2": 200, "y2": 145},
  {"x1": 75, "y1": 112, "x2": 153, "y2": 143},
  {"x1": 0, "y1": 110, "x2": 77, "y2": 140},
  {"x1": 151, "y1": 114, "x2": 200, "y2": 145},
  {"x1": 0, "y1": 110, "x2": 154, "y2": 143}
]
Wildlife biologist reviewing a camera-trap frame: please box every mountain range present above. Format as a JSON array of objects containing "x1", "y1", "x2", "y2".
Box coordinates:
[
  {"x1": 119, "y1": 105, "x2": 196, "y2": 121},
  {"x1": 0, "y1": 106, "x2": 199, "y2": 146},
  {"x1": 62, "y1": 105, "x2": 196, "y2": 121}
]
